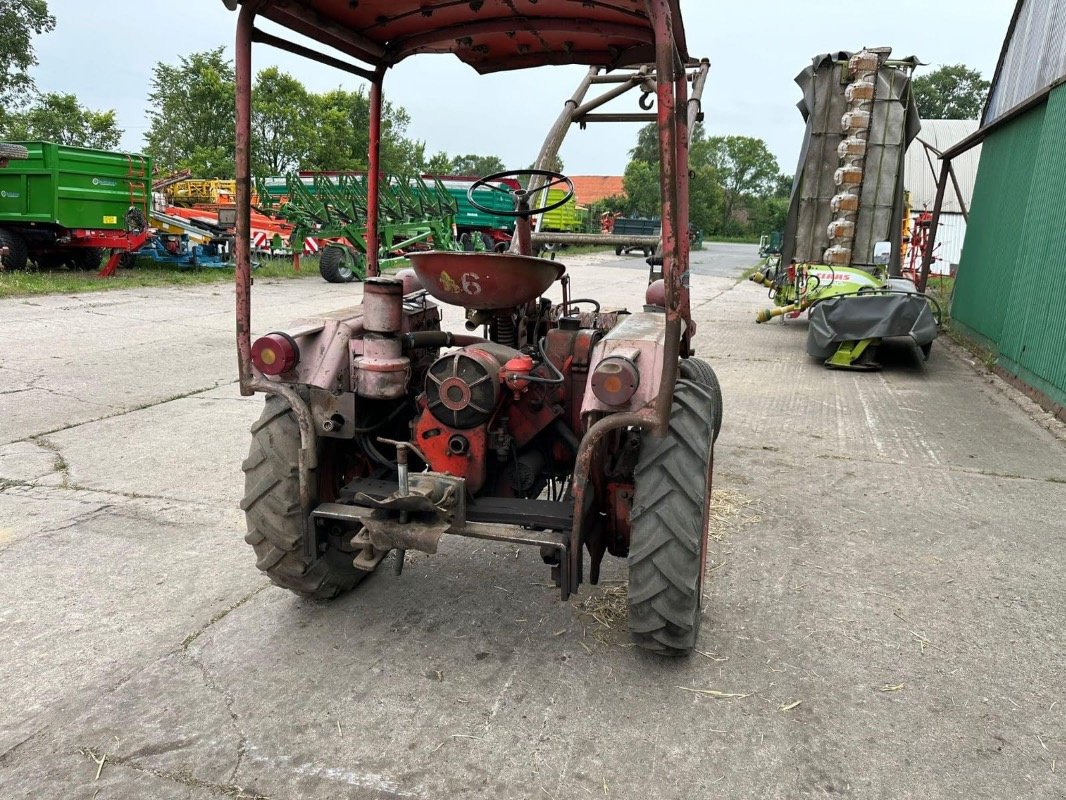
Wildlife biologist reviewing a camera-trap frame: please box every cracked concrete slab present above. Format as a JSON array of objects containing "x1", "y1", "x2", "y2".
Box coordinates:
[
  {"x1": 39, "y1": 391, "x2": 259, "y2": 507},
  {"x1": 1, "y1": 245, "x2": 1064, "y2": 799},
  {"x1": 0, "y1": 439, "x2": 65, "y2": 484},
  {"x1": 0, "y1": 501, "x2": 264, "y2": 760}
]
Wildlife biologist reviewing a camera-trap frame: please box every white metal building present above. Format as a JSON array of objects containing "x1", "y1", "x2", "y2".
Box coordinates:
[{"x1": 903, "y1": 119, "x2": 981, "y2": 271}]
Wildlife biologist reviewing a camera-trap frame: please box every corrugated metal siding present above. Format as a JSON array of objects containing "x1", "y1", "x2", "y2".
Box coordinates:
[
  {"x1": 997, "y1": 84, "x2": 1066, "y2": 403},
  {"x1": 985, "y1": 0, "x2": 1066, "y2": 123},
  {"x1": 929, "y1": 213, "x2": 967, "y2": 269},
  {"x1": 952, "y1": 101, "x2": 1046, "y2": 343},
  {"x1": 905, "y1": 120, "x2": 980, "y2": 213},
  {"x1": 954, "y1": 83, "x2": 1066, "y2": 407}
]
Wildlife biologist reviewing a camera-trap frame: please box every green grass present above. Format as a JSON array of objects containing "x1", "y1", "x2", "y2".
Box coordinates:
[
  {"x1": 923, "y1": 273, "x2": 954, "y2": 316},
  {"x1": 703, "y1": 235, "x2": 761, "y2": 245},
  {"x1": 0, "y1": 255, "x2": 314, "y2": 299}
]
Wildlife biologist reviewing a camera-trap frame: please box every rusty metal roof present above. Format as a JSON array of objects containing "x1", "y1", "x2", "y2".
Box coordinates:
[{"x1": 245, "y1": 0, "x2": 686, "y2": 73}]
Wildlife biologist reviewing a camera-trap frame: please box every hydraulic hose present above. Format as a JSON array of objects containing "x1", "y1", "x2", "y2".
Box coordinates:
[{"x1": 401, "y1": 330, "x2": 487, "y2": 350}]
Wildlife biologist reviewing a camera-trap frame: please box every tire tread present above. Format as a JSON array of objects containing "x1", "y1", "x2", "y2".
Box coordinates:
[{"x1": 628, "y1": 379, "x2": 715, "y2": 656}]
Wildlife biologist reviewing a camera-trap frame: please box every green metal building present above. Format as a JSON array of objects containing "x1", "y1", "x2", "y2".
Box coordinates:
[{"x1": 940, "y1": 0, "x2": 1066, "y2": 418}]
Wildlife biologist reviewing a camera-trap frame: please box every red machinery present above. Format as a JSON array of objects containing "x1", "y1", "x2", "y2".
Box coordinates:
[{"x1": 230, "y1": 0, "x2": 722, "y2": 656}]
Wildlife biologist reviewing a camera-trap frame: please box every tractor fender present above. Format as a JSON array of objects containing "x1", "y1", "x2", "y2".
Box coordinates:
[{"x1": 579, "y1": 312, "x2": 669, "y2": 416}]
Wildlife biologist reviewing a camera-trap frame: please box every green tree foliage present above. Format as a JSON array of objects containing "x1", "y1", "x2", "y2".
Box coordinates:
[
  {"x1": 773, "y1": 173, "x2": 794, "y2": 198},
  {"x1": 623, "y1": 122, "x2": 730, "y2": 234},
  {"x1": 143, "y1": 51, "x2": 429, "y2": 178},
  {"x1": 303, "y1": 88, "x2": 424, "y2": 174},
  {"x1": 145, "y1": 48, "x2": 236, "y2": 177},
  {"x1": 912, "y1": 64, "x2": 990, "y2": 120},
  {"x1": 252, "y1": 67, "x2": 312, "y2": 175},
  {"x1": 450, "y1": 154, "x2": 506, "y2": 176},
  {"x1": 621, "y1": 159, "x2": 660, "y2": 216},
  {"x1": 423, "y1": 152, "x2": 505, "y2": 176},
  {"x1": 698, "y1": 135, "x2": 780, "y2": 223},
  {"x1": 0, "y1": 0, "x2": 55, "y2": 125},
  {"x1": 3, "y1": 92, "x2": 122, "y2": 148}
]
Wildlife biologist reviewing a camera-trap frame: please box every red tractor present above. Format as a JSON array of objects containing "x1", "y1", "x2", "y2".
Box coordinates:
[{"x1": 230, "y1": 0, "x2": 722, "y2": 656}]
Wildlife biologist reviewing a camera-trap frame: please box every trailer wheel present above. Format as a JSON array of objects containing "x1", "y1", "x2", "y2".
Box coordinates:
[
  {"x1": 628, "y1": 379, "x2": 716, "y2": 656},
  {"x1": 679, "y1": 357, "x2": 723, "y2": 442},
  {"x1": 0, "y1": 229, "x2": 28, "y2": 271},
  {"x1": 319, "y1": 244, "x2": 360, "y2": 283},
  {"x1": 73, "y1": 248, "x2": 104, "y2": 270},
  {"x1": 615, "y1": 245, "x2": 623, "y2": 256},
  {"x1": 241, "y1": 393, "x2": 377, "y2": 599}
]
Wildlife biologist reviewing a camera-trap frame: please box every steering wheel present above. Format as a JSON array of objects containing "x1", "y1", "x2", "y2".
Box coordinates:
[{"x1": 467, "y1": 169, "x2": 575, "y2": 218}]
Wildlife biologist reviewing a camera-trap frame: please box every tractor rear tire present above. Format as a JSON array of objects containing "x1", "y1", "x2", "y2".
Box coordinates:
[
  {"x1": 319, "y1": 245, "x2": 359, "y2": 283},
  {"x1": 241, "y1": 393, "x2": 376, "y2": 599},
  {"x1": 679, "y1": 357, "x2": 723, "y2": 442},
  {"x1": 0, "y1": 229, "x2": 28, "y2": 271},
  {"x1": 628, "y1": 379, "x2": 716, "y2": 656}
]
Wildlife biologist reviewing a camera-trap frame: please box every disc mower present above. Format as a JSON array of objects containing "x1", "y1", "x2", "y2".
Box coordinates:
[
  {"x1": 229, "y1": 0, "x2": 721, "y2": 656},
  {"x1": 752, "y1": 48, "x2": 940, "y2": 369}
]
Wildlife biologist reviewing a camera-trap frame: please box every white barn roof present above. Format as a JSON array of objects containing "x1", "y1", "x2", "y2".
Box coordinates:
[{"x1": 904, "y1": 119, "x2": 981, "y2": 214}]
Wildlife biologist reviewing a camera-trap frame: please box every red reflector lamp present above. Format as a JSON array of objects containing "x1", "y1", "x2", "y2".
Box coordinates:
[
  {"x1": 591, "y1": 356, "x2": 640, "y2": 406},
  {"x1": 251, "y1": 332, "x2": 299, "y2": 375}
]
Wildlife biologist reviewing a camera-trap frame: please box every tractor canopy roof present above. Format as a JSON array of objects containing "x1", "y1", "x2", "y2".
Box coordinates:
[{"x1": 242, "y1": 0, "x2": 687, "y2": 74}]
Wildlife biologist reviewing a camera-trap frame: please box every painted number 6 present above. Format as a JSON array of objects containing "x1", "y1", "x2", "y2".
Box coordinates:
[{"x1": 461, "y1": 272, "x2": 482, "y2": 295}]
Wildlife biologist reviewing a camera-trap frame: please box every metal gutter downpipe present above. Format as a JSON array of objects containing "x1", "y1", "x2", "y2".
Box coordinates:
[{"x1": 564, "y1": 0, "x2": 682, "y2": 597}]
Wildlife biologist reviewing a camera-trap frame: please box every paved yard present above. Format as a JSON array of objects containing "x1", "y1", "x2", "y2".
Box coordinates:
[{"x1": 1, "y1": 245, "x2": 1063, "y2": 799}]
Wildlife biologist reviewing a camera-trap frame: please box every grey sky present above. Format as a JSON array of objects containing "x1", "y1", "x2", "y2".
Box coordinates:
[{"x1": 32, "y1": 1, "x2": 1014, "y2": 176}]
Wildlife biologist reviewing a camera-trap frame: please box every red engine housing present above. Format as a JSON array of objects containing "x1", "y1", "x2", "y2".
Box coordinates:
[{"x1": 412, "y1": 325, "x2": 600, "y2": 496}]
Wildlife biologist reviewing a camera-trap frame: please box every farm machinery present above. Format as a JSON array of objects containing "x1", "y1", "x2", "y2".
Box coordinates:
[
  {"x1": 751, "y1": 48, "x2": 939, "y2": 369},
  {"x1": 0, "y1": 141, "x2": 151, "y2": 274},
  {"x1": 230, "y1": 0, "x2": 721, "y2": 656},
  {"x1": 257, "y1": 172, "x2": 459, "y2": 282}
]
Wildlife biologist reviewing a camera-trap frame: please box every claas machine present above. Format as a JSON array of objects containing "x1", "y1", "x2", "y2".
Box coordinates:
[{"x1": 228, "y1": 0, "x2": 722, "y2": 656}]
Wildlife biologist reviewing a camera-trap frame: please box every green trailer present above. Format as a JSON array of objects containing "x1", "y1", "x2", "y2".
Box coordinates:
[
  {"x1": 537, "y1": 187, "x2": 584, "y2": 232},
  {"x1": 0, "y1": 141, "x2": 152, "y2": 271}
]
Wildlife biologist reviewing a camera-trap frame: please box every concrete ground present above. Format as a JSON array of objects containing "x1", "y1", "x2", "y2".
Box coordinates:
[{"x1": 1, "y1": 244, "x2": 1063, "y2": 799}]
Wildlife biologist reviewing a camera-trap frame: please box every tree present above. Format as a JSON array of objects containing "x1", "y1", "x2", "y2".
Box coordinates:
[
  {"x1": 629, "y1": 121, "x2": 708, "y2": 164},
  {"x1": 622, "y1": 159, "x2": 660, "y2": 216},
  {"x1": 302, "y1": 87, "x2": 425, "y2": 174},
  {"x1": 773, "y1": 173, "x2": 794, "y2": 198},
  {"x1": 252, "y1": 67, "x2": 312, "y2": 175},
  {"x1": 3, "y1": 93, "x2": 122, "y2": 148},
  {"x1": 447, "y1": 154, "x2": 506, "y2": 176},
  {"x1": 422, "y1": 152, "x2": 505, "y2": 176},
  {"x1": 912, "y1": 64, "x2": 990, "y2": 120},
  {"x1": 622, "y1": 122, "x2": 723, "y2": 233},
  {"x1": 423, "y1": 151, "x2": 453, "y2": 174},
  {"x1": 697, "y1": 135, "x2": 779, "y2": 222},
  {"x1": 144, "y1": 48, "x2": 236, "y2": 177},
  {"x1": 0, "y1": 0, "x2": 55, "y2": 125}
]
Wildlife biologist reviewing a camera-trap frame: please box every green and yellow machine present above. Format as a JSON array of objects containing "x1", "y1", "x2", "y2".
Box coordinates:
[
  {"x1": 257, "y1": 171, "x2": 459, "y2": 282},
  {"x1": 751, "y1": 48, "x2": 939, "y2": 369}
]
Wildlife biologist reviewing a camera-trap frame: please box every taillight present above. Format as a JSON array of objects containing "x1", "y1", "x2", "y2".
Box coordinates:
[
  {"x1": 591, "y1": 356, "x2": 639, "y2": 406},
  {"x1": 251, "y1": 332, "x2": 299, "y2": 375}
]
